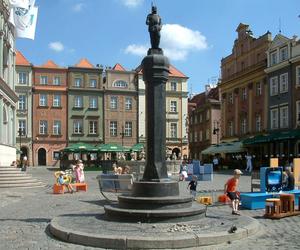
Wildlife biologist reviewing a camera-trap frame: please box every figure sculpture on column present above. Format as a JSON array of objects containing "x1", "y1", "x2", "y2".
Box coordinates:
[{"x1": 146, "y1": 5, "x2": 162, "y2": 49}]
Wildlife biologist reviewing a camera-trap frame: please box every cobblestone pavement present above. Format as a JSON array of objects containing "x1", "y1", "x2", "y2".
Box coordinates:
[{"x1": 0, "y1": 167, "x2": 299, "y2": 250}]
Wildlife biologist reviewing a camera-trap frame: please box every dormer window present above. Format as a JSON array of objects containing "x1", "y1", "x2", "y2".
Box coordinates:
[
  {"x1": 280, "y1": 46, "x2": 288, "y2": 62},
  {"x1": 270, "y1": 51, "x2": 277, "y2": 66},
  {"x1": 113, "y1": 80, "x2": 128, "y2": 88}
]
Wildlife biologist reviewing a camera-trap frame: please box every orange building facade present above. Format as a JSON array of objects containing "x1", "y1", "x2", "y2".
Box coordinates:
[{"x1": 32, "y1": 61, "x2": 68, "y2": 166}]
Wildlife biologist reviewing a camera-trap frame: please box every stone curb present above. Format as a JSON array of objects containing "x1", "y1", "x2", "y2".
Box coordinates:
[{"x1": 49, "y1": 215, "x2": 260, "y2": 249}]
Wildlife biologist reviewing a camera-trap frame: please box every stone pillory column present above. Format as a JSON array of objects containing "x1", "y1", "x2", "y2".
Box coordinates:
[{"x1": 142, "y1": 48, "x2": 169, "y2": 181}]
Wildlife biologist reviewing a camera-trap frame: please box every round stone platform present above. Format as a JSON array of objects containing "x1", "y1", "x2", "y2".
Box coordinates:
[{"x1": 50, "y1": 207, "x2": 260, "y2": 249}]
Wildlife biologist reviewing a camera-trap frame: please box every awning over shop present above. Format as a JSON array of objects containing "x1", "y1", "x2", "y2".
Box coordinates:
[
  {"x1": 243, "y1": 129, "x2": 300, "y2": 145},
  {"x1": 130, "y1": 143, "x2": 145, "y2": 152},
  {"x1": 201, "y1": 141, "x2": 245, "y2": 155}
]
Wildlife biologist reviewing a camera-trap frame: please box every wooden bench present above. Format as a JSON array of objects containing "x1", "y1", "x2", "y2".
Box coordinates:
[
  {"x1": 53, "y1": 182, "x2": 87, "y2": 194},
  {"x1": 251, "y1": 171, "x2": 260, "y2": 192},
  {"x1": 96, "y1": 174, "x2": 133, "y2": 202}
]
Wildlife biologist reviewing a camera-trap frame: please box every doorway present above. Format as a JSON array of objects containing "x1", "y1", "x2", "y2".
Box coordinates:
[{"x1": 38, "y1": 148, "x2": 47, "y2": 166}]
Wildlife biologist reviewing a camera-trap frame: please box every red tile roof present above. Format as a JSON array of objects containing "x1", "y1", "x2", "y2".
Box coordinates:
[
  {"x1": 16, "y1": 51, "x2": 31, "y2": 66},
  {"x1": 74, "y1": 58, "x2": 94, "y2": 68},
  {"x1": 112, "y1": 63, "x2": 126, "y2": 71},
  {"x1": 169, "y1": 65, "x2": 187, "y2": 78},
  {"x1": 40, "y1": 60, "x2": 60, "y2": 68}
]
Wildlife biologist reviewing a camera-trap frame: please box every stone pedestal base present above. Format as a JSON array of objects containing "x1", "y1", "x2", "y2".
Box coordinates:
[{"x1": 104, "y1": 181, "x2": 206, "y2": 222}]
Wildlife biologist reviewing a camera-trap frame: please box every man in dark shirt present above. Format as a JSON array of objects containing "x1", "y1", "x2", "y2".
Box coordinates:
[{"x1": 283, "y1": 167, "x2": 295, "y2": 191}]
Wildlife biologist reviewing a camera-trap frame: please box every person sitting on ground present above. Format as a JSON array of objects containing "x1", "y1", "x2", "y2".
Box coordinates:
[
  {"x1": 283, "y1": 166, "x2": 295, "y2": 191},
  {"x1": 57, "y1": 172, "x2": 75, "y2": 193},
  {"x1": 224, "y1": 169, "x2": 242, "y2": 215},
  {"x1": 187, "y1": 175, "x2": 198, "y2": 200}
]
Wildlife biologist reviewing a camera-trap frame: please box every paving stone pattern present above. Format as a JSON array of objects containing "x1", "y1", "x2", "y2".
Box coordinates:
[{"x1": 0, "y1": 167, "x2": 299, "y2": 249}]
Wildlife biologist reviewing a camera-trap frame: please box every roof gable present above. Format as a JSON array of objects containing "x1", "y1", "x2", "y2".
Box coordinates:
[
  {"x1": 112, "y1": 63, "x2": 126, "y2": 71},
  {"x1": 40, "y1": 60, "x2": 60, "y2": 68},
  {"x1": 269, "y1": 34, "x2": 290, "y2": 50},
  {"x1": 16, "y1": 51, "x2": 31, "y2": 66},
  {"x1": 169, "y1": 65, "x2": 187, "y2": 78},
  {"x1": 74, "y1": 58, "x2": 94, "y2": 68}
]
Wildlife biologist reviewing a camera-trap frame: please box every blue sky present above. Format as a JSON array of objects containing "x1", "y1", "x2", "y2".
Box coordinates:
[{"x1": 16, "y1": 0, "x2": 300, "y2": 94}]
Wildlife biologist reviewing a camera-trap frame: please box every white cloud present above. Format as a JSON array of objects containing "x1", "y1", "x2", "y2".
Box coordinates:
[
  {"x1": 48, "y1": 41, "x2": 64, "y2": 52},
  {"x1": 120, "y1": 0, "x2": 143, "y2": 8},
  {"x1": 72, "y1": 3, "x2": 85, "y2": 12},
  {"x1": 125, "y1": 44, "x2": 147, "y2": 56},
  {"x1": 124, "y1": 24, "x2": 208, "y2": 61}
]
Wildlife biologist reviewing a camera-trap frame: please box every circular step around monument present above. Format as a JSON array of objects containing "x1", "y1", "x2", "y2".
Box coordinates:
[
  {"x1": 104, "y1": 202, "x2": 206, "y2": 222},
  {"x1": 131, "y1": 181, "x2": 179, "y2": 197},
  {"x1": 118, "y1": 195, "x2": 193, "y2": 209}
]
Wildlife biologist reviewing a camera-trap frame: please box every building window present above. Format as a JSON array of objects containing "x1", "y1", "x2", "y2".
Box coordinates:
[
  {"x1": 228, "y1": 121, "x2": 233, "y2": 136},
  {"x1": 53, "y1": 95, "x2": 61, "y2": 107},
  {"x1": 205, "y1": 128, "x2": 210, "y2": 140},
  {"x1": 125, "y1": 121, "x2": 132, "y2": 137},
  {"x1": 229, "y1": 93, "x2": 233, "y2": 104},
  {"x1": 242, "y1": 87, "x2": 247, "y2": 100},
  {"x1": 73, "y1": 120, "x2": 83, "y2": 134},
  {"x1": 199, "y1": 130, "x2": 203, "y2": 141},
  {"x1": 39, "y1": 120, "x2": 48, "y2": 135},
  {"x1": 297, "y1": 66, "x2": 300, "y2": 86},
  {"x1": 53, "y1": 76, "x2": 61, "y2": 85},
  {"x1": 280, "y1": 46, "x2": 288, "y2": 62},
  {"x1": 241, "y1": 118, "x2": 247, "y2": 134},
  {"x1": 125, "y1": 97, "x2": 132, "y2": 110},
  {"x1": 18, "y1": 72, "x2": 28, "y2": 84},
  {"x1": 89, "y1": 96, "x2": 98, "y2": 109},
  {"x1": 18, "y1": 120, "x2": 26, "y2": 135},
  {"x1": 296, "y1": 101, "x2": 300, "y2": 125},
  {"x1": 270, "y1": 77, "x2": 278, "y2": 96},
  {"x1": 39, "y1": 94, "x2": 47, "y2": 106},
  {"x1": 195, "y1": 132, "x2": 198, "y2": 142},
  {"x1": 206, "y1": 110, "x2": 210, "y2": 120},
  {"x1": 110, "y1": 96, "x2": 118, "y2": 109},
  {"x1": 255, "y1": 114, "x2": 261, "y2": 132},
  {"x1": 89, "y1": 79, "x2": 97, "y2": 88},
  {"x1": 195, "y1": 114, "x2": 198, "y2": 124},
  {"x1": 280, "y1": 106, "x2": 289, "y2": 128},
  {"x1": 199, "y1": 114, "x2": 203, "y2": 123},
  {"x1": 256, "y1": 82, "x2": 262, "y2": 96},
  {"x1": 270, "y1": 108, "x2": 279, "y2": 129},
  {"x1": 280, "y1": 73, "x2": 288, "y2": 93},
  {"x1": 171, "y1": 81, "x2": 177, "y2": 91},
  {"x1": 170, "y1": 101, "x2": 177, "y2": 112},
  {"x1": 53, "y1": 151, "x2": 60, "y2": 160},
  {"x1": 113, "y1": 80, "x2": 128, "y2": 88},
  {"x1": 89, "y1": 121, "x2": 98, "y2": 134},
  {"x1": 170, "y1": 123, "x2": 177, "y2": 138},
  {"x1": 270, "y1": 51, "x2": 277, "y2": 66},
  {"x1": 74, "y1": 96, "x2": 83, "y2": 108},
  {"x1": 110, "y1": 121, "x2": 117, "y2": 136},
  {"x1": 40, "y1": 76, "x2": 48, "y2": 85},
  {"x1": 74, "y1": 78, "x2": 82, "y2": 87},
  {"x1": 53, "y1": 120, "x2": 61, "y2": 135},
  {"x1": 18, "y1": 95, "x2": 26, "y2": 110}
]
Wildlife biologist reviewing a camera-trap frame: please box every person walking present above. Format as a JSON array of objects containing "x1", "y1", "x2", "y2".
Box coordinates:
[
  {"x1": 224, "y1": 169, "x2": 243, "y2": 215},
  {"x1": 187, "y1": 175, "x2": 198, "y2": 200},
  {"x1": 245, "y1": 153, "x2": 253, "y2": 172}
]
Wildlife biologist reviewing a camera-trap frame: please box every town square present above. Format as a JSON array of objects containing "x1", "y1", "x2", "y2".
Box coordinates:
[{"x1": 0, "y1": 0, "x2": 300, "y2": 249}]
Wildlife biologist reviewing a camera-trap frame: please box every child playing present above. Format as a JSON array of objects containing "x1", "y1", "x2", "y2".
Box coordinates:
[
  {"x1": 187, "y1": 175, "x2": 198, "y2": 200},
  {"x1": 224, "y1": 169, "x2": 242, "y2": 215},
  {"x1": 58, "y1": 172, "x2": 75, "y2": 193}
]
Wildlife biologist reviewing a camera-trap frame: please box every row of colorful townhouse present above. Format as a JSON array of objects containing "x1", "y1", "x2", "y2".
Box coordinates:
[
  {"x1": 189, "y1": 23, "x2": 300, "y2": 168},
  {"x1": 15, "y1": 52, "x2": 189, "y2": 166}
]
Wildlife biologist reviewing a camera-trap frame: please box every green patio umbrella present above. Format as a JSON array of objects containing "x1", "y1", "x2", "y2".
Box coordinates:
[
  {"x1": 62, "y1": 142, "x2": 98, "y2": 153},
  {"x1": 130, "y1": 143, "x2": 145, "y2": 152},
  {"x1": 97, "y1": 143, "x2": 129, "y2": 152}
]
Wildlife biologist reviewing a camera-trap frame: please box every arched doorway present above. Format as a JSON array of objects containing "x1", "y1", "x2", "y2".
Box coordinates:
[
  {"x1": 20, "y1": 146, "x2": 28, "y2": 160},
  {"x1": 38, "y1": 148, "x2": 47, "y2": 166},
  {"x1": 172, "y1": 147, "x2": 180, "y2": 159}
]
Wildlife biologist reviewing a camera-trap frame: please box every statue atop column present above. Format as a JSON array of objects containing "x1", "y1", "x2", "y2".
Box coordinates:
[{"x1": 146, "y1": 5, "x2": 162, "y2": 49}]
